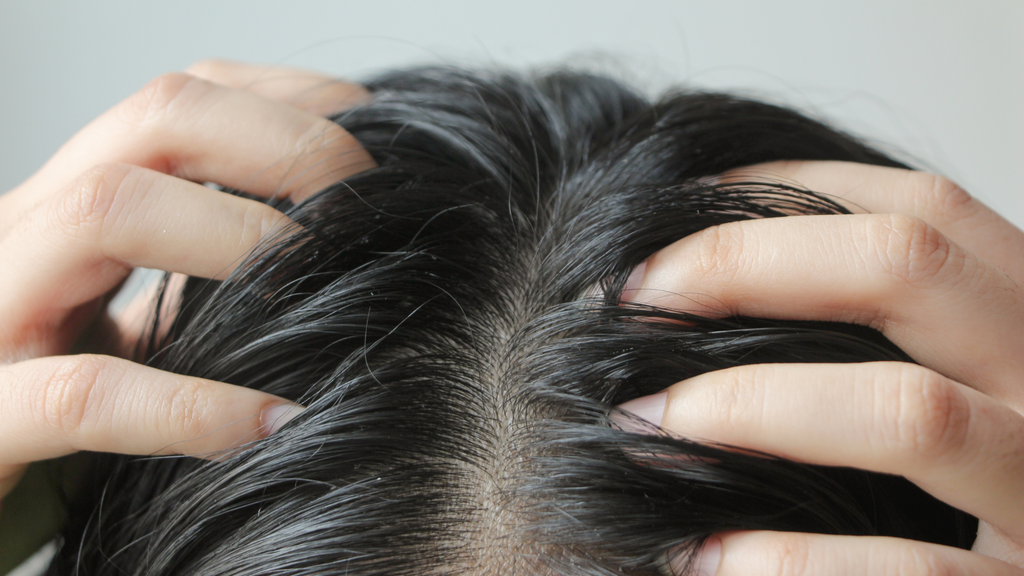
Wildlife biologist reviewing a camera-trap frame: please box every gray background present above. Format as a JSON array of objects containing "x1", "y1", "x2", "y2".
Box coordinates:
[{"x1": 2, "y1": 1, "x2": 1022, "y2": 225}]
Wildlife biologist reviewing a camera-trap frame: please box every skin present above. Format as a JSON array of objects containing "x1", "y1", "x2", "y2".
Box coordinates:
[
  {"x1": 0, "y1": 60, "x2": 376, "y2": 511},
  {"x1": 618, "y1": 162, "x2": 1024, "y2": 574}
]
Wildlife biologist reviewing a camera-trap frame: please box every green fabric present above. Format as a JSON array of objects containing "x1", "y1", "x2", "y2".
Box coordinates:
[{"x1": 0, "y1": 460, "x2": 75, "y2": 575}]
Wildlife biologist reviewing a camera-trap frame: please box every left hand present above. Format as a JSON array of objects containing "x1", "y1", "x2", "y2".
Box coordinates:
[{"x1": 617, "y1": 161, "x2": 1024, "y2": 575}]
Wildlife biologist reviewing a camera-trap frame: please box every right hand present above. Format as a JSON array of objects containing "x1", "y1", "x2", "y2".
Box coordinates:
[{"x1": 0, "y1": 60, "x2": 375, "y2": 508}]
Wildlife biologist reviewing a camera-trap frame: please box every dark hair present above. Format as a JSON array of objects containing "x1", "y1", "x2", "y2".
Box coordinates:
[{"x1": 51, "y1": 67, "x2": 974, "y2": 576}]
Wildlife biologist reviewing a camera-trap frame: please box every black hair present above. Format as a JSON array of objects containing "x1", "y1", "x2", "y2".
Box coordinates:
[{"x1": 50, "y1": 67, "x2": 975, "y2": 576}]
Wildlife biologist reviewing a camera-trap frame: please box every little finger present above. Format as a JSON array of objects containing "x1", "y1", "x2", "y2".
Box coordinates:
[
  {"x1": 669, "y1": 531, "x2": 1023, "y2": 575},
  {"x1": 185, "y1": 59, "x2": 370, "y2": 116}
]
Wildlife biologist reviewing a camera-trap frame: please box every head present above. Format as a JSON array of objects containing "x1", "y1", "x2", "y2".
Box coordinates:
[{"x1": 52, "y1": 67, "x2": 974, "y2": 576}]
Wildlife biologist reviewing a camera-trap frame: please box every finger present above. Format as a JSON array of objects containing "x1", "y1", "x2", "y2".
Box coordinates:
[
  {"x1": 185, "y1": 59, "x2": 370, "y2": 116},
  {"x1": 623, "y1": 214, "x2": 1024, "y2": 404},
  {"x1": 974, "y1": 522, "x2": 1024, "y2": 567},
  {"x1": 626, "y1": 362, "x2": 1024, "y2": 541},
  {"x1": 669, "y1": 531, "x2": 1023, "y2": 575},
  {"x1": 9, "y1": 72, "x2": 375, "y2": 211},
  {"x1": 725, "y1": 161, "x2": 1024, "y2": 285},
  {"x1": 0, "y1": 354, "x2": 303, "y2": 465},
  {"x1": 0, "y1": 164, "x2": 295, "y2": 349}
]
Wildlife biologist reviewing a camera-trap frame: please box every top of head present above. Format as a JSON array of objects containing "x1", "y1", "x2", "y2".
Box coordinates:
[{"x1": 52, "y1": 67, "x2": 971, "y2": 576}]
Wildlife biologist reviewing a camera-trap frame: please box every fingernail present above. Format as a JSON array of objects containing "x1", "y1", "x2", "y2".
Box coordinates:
[
  {"x1": 613, "y1": 391, "x2": 667, "y2": 431},
  {"x1": 695, "y1": 175, "x2": 721, "y2": 187},
  {"x1": 621, "y1": 260, "x2": 648, "y2": 302},
  {"x1": 261, "y1": 403, "x2": 305, "y2": 436},
  {"x1": 670, "y1": 537, "x2": 722, "y2": 576}
]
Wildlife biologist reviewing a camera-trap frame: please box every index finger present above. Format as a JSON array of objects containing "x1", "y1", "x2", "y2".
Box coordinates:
[{"x1": 725, "y1": 161, "x2": 1024, "y2": 285}]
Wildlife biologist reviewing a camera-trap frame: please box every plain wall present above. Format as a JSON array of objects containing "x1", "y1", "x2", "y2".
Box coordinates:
[{"x1": 2, "y1": 0, "x2": 1022, "y2": 225}]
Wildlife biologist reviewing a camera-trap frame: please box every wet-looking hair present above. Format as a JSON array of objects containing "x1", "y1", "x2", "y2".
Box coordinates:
[{"x1": 51, "y1": 67, "x2": 975, "y2": 576}]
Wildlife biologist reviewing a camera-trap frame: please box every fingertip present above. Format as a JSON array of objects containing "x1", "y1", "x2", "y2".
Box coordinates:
[
  {"x1": 669, "y1": 536, "x2": 722, "y2": 576},
  {"x1": 612, "y1": 392, "x2": 667, "y2": 434},
  {"x1": 620, "y1": 259, "x2": 648, "y2": 302},
  {"x1": 260, "y1": 403, "x2": 305, "y2": 437},
  {"x1": 619, "y1": 392, "x2": 667, "y2": 426}
]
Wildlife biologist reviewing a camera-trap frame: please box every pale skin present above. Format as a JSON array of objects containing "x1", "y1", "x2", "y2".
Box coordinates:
[
  {"x1": 618, "y1": 162, "x2": 1024, "y2": 574},
  {"x1": 3, "y1": 60, "x2": 1022, "y2": 575},
  {"x1": 0, "y1": 60, "x2": 375, "y2": 510}
]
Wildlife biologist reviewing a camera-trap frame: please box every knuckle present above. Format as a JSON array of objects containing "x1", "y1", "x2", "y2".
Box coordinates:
[
  {"x1": 917, "y1": 172, "x2": 981, "y2": 226},
  {"x1": 871, "y1": 214, "x2": 962, "y2": 288},
  {"x1": 888, "y1": 366, "x2": 972, "y2": 460},
  {"x1": 184, "y1": 59, "x2": 232, "y2": 80},
  {"x1": 50, "y1": 163, "x2": 134, "y2": 239},
  {"x1": 896, "y1": 545, "x2": 949, "y2": 576},
  {"x1": 692, "y1": 223, "x2": 744, "y2": 286},
  {"x1": 715, "y1": 366, "x2": 767, "y2": 429},
  {"x1": 37, "y1": 355, "x2": 112, "y2": 436},
  {"x1": 237, "y1": 203, "x2": 277, "y2": 251},
  {"x1": 291, "y1": 117, "x2": 351, "y2": 164},
  {"x1": 760, "y1": 534, "x2": 813, "y2": 576},
  {"x1": 118, "y1": 72, "x2": 204, "y2": 128},
  {"x1": 167, "y1": 378, "x2": 215, "y2": 442}
]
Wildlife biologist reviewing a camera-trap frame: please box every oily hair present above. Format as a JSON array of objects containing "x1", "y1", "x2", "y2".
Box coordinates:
[{"x1": 51, "y1": 67, "x2": 974, "y2": 576}]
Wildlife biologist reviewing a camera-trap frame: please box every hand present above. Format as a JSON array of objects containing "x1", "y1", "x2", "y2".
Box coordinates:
[
  {"x1": 0, "y1": 60, "x2": 375, "y2": 508},
  {"x1": 617, "y1": 162, "x2": 1024, "y2": 574}
]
